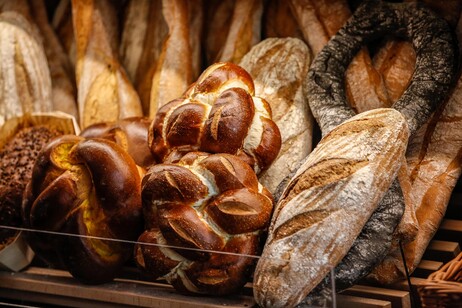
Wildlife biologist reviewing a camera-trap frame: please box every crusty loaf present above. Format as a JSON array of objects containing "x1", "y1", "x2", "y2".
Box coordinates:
[
  {"x1": 263, "y1": 0, "x2": 303, "y2": 40},
  {"x1": 148, "y1": 0, "x2": 198, "y2": 118},
  {"x1": 120, "y1": 0, "x2": 203, "y2": 117},
  {"x1": 72, "y1": 0, "x2": 143, "y2": 128},
  {"x1": 288, "y1": 0, "x2": 390, "y2": 112},
  {"x1": 239, "y1": 37, "x2": 313, "y2": 194},
  {"x1": 204, "y1": 0, "x2": 263, "y2": 65},
  {"x1": 29, "y1": 0, "x2": 78, "y2": 119},
  {"x1": 0, "y1": 11, "x2": 53, "y2": 127},
  {"x1": 253, "y1": 108, "x2": 409, "y2": 308}
]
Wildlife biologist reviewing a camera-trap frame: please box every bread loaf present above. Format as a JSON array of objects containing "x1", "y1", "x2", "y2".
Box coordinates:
[
  {"x1": 51, "y1": 0, "x2": 76, "y2": 69},
  {"x1": 288, "y1": 0, "x2": 390, "y2": 112},
  {"x1": 204, "y1": 0, "x2": 263, "y2": 65},
  {"x1": 80, "y1": 117, "x2": 155, "y2": 169},
  {"x1": 263, "y1": 0, "x2": 303, "y2": 40},
  {"x1": 149, "y1": 0, "x2": 199, "y2": 118},
  {"x1": 29, "y1": 0, "x2": 78, "y2": 119},
  {"x1": 304, "y1": 0, "x2": 457, "y2": 295},
  {"x1": 148, "y1": 62, "x2": 281, "y2": 174},
  {"x1": 22, "y1": 136, "x2": 143, "y2": 284},
  {"x1": 72, "y1": 0, "x2": 143, "y2": 128},
  {"x1": 253, "y1": 108, "x2": 409, "y2": 308},
  {"x1": 136, "y1": 152, "x2": 273, "y2": 295},
  {"x1": 0, "y1": 11, "x2": 53, "y2": 127},
  {"x1": 120, "y1": 0, "x2": 203, "y2": 117},
  {"x1": 239, "y1": 37, "x2": 313, "y2": 194}
]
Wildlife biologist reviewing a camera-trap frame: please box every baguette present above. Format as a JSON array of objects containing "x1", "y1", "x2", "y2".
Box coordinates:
[
  {"x1": 148, "y1": 0, "x2": 196, "y2": 118},
  {"x1": 72, "y1": 0, "x2": 143, "y2": 128},
  {"x1": 29, "y1": 0, "x2": 78, "y2": 119},
  {"x1": 121, "y1": 0, "x2": 202, "y2": 117},
  {"x1": 239, "y1": 37, "x2": 313, "y2": 194},
  {"x1": 52, "y1": 0, "x2": 76, "y2": 70},
  {"x1": 253, "y1": 108, "x2": 409, "y2": 308},
  {"x1": 263, "y1": 0, "x2": 303, "y2": 40},
  {"x1": 204, "y1": 0, "x2": 263, "y2": 65}
]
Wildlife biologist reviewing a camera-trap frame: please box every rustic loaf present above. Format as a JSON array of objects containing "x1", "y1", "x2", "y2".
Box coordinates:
[
  {"x1": 239, "y1": 37, "x2": 313, "y2": 194},
  {"x1": 304, "y1": 0, "x2": 457, "y2": 295},
  {"x1": 148, "y1": 0, "x2": 199, "y2": 118},
  {"x1": 0, "y1": 11, "x2": 53, "y2": 127},
  {"x1": 253, "y1": 108, "x2": 409, "y2": 308},
  {"x1": 204, "y1": 0, "x2": 263, "y2": 65},
  {"x1": 72, "y1": 0, "x2": 143, "y2": 128}
]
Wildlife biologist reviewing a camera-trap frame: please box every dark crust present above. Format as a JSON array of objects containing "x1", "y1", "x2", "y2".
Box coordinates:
[
  {"x1": 305, "y1": 0, "x2": 457, "y2": 294},
  {"x1": 306, "y1": 179, "x2": 405, "y2": 299},
  {"x1": 306, "y1": 0, "x2": 458, "y2": 136}
]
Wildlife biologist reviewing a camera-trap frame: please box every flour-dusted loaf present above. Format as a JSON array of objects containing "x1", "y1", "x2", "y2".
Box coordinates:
[
  {"x1": 253, "y1": 108, "x2": 409, "y2": 308},
  {"x1": 0, "y1": 11, "x2": 53, "y2": 127},
  {"x1": 239, "y1": 37, "x2": 313, "y2": 194}
]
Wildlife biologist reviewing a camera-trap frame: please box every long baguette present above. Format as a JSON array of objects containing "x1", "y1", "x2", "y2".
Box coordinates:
[{"x1": 72, "y1": 0, "x2": 143, "y2": 128}]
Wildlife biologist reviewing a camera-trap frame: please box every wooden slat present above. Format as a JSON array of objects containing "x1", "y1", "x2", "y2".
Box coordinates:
[
  {"x1": 434, "y1": 219, "x2": 462, "y2": 244},
  {"x1": 422, "y1": 240, "x2": 461, "y2": 263},
  {"x1": 337, "y1": 294, "x2": 392, "y2": 308},
  {"x1": 413, "y1": 259, "x2": 444, "y2": 278},
  {"x1": 0, "y1": 268, "x2": 255, "y2": 308},
  {"x1": 342, "y1": 285, "x2": 411, "y2": 308}
]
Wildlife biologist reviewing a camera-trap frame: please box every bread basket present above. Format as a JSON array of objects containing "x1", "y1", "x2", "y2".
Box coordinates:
[{"x1": 418, "y1": 251, "x2": 462, "y2": 307}]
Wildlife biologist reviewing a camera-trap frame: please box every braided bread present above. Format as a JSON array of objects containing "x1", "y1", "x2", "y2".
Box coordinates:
[
  {"x1": 135, "y1": 151, "x2": 273, "y2": 295},
  {"x1": 148, "y1": 62, "x2": 281, "y2": 174}
]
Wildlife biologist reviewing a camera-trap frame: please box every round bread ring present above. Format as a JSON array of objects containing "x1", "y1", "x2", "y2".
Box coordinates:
[{"x1": 305, "y1": 0, "x2": 458, "y2": 297}]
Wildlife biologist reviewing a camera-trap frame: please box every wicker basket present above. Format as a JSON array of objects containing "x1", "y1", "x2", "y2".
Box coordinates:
[{"x1": 418, "y1": 252, "x2": 462, "y2": 307}]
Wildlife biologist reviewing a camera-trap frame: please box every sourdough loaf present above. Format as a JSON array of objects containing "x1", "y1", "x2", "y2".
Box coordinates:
[
  {"x1": 253, "y1": 108, "x2": 409, "y2": 307},
  {"x1": 239, "y1": 37, "x2": 313, "y2": 194}
]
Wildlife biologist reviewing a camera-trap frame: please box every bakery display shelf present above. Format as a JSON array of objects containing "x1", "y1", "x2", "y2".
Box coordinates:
[{"x1": 1, "y1": 183, "x2": 461, "y2": 308}]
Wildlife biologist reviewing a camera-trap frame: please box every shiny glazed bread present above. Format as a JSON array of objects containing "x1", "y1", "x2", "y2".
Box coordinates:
[
  {"x1": 148, "y1": 62, "x2": 281, "y2": 174},
  {"x1": 135, "y1": 152, "x2": 273, "y2": 295},
  {"x1": 22, "y1": 135, "x2": 143, "y2": 284},
  {"x1": 80, "y1": 117, "x2": 156, "y2": 169}
]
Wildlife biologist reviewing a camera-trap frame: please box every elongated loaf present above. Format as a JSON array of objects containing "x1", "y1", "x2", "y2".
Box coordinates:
[
  {"x1": 253, "y1": 108, "x2": 409, "y2": 308},
  {"x1": 239, "y1": 37, "x2": 313, "y2": 195},
  {"x1": 73, "y1": 0, "x2": 143, "y2": 128}
]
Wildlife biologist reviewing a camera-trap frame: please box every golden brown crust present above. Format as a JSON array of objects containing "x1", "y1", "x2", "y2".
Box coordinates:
[
  {"x1": 22, "y1": 136, "x2": 143, "y2": 284},
  {"x1": 148, "y1": 62, "x2": 281, "y2": 174},
  {"x1": 136, "y1": 152, "x2": 273, "y2": 295},
  {"x1": 72, "y1": 0, "x2": 143, "y2": 128},
  {"x1": 149, "y1": 0, "x2": 195, "y2": 118}
]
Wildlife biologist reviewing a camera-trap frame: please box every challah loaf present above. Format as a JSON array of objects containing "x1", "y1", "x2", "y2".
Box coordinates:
[
  {"x1": 135, "y1": 151, "x2": 273, "y2": 295},
  {"x1": 80, "y1": 117, "x2": 155, "y2": 169},
  {"x1": 148, "y1": 62, "x2": 281, "y2": 174}
]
